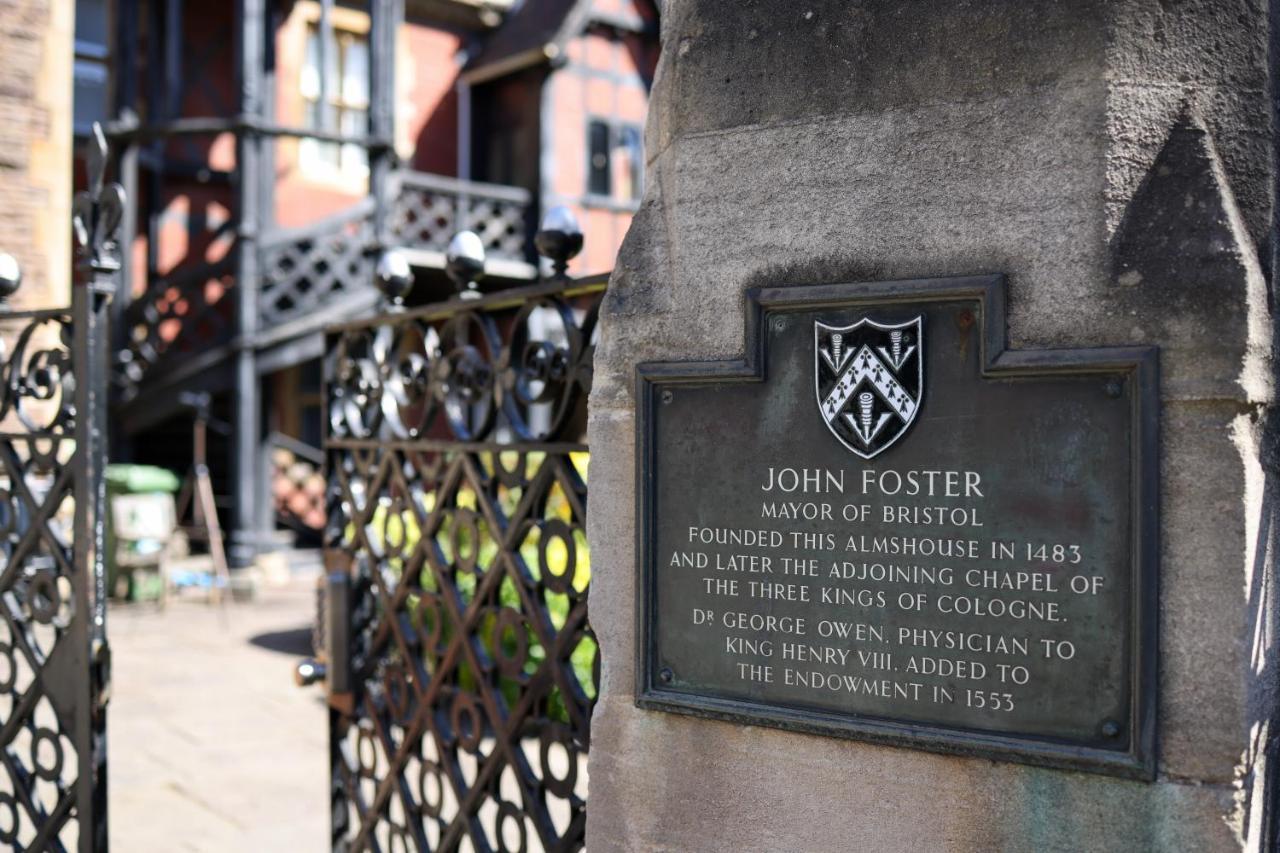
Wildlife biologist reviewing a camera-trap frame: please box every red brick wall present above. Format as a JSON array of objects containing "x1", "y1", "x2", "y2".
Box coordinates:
[
  {"x1": 403, "y1": 21, "x2": 461, "y2": 176},
  {"x1": 272, "y1": 4, "x2": 463, "y2": 229},
  {"x1": 546, "y1": 2, "x2": 658, "y2": 275}
]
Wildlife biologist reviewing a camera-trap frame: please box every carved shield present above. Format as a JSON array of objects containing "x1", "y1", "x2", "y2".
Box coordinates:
[{"x1": 814, "y1": 316, "x2": 924, "y2": 459}]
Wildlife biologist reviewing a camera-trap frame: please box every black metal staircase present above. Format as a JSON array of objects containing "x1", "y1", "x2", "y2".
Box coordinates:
[{"x1": 114, "y1": 170, "x2": 538, "y2": 433}]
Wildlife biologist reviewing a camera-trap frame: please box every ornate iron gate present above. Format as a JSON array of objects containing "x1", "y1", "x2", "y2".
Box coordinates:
[
  {"x1": 0, "y1": 127, "x2": 118, "y2": 851},
  {"x1": 322, "y1": 250, "x2": 605, "y2": 851}
]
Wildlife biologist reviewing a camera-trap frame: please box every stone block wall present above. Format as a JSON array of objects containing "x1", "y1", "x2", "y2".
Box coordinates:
[
  {"x1": 0, "y1": 0, "x2": 72, "y2": 311},
  {"x1": 586, "y1": 2, "x2": 1278, "y2": 850}
]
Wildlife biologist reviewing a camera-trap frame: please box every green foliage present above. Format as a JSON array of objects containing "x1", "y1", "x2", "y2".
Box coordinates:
[{"x1": 356, "y1": 451, "x2": 596, "y2": 720}]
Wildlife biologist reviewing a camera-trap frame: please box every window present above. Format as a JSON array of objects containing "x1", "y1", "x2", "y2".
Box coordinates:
[
  {"x1": 471, "y1": 75, "x2": 539, "y2": 190},
  {"x1": 616, "y1": 124, "x2": 644, "y2": 201},
  {"x1": 587, "y1": 120, "x2": 611, "y2": 196},
  {"x1": 300, "y1": 24, "x2": 369, "y2": 176},
  {"x1": 299, "y1": 360, "x2": 323, "y2": 449},
  {"x1": 74, "y1": 0, "x2": 111, "y2": 135},
  {"x1": 586, "y1": 120, "x2": 644, "y2": 202}
]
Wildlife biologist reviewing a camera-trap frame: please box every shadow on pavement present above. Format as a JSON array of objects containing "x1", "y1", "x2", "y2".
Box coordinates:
[{"x1": 248, "y1": 626, "x2": 314, "y2": 656}]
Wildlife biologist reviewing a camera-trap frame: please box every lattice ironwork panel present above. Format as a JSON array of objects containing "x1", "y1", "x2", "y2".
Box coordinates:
[
  {"x1": 261, "y1": 215, "x2": 375, "y2": 328},
  {"x1": 457, "y1": 198, "x2": 529, "y2": 263},
  {"x1": 391, "y1": 190, "x2": 455, "y2": 255},
  {"x1": 0, "y1": 306, "x2": 107, "y2": 852},
  {"x1": 325, "y1": 280, "x2": 605, "y2": 852},
  {"x1": 393, "y1": 180, "x2": 533, "y2": 264}
]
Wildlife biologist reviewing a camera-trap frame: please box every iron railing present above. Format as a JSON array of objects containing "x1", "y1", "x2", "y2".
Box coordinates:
[
  {"x1": 392, "y1": 171, "x2": 534, "y2": 264},
  {"x1": 322, "y1": 260, "x2": 604, "y2": 851},
  {"x1": 260, "y1": 202, "x2": 376, "y2": 328}
]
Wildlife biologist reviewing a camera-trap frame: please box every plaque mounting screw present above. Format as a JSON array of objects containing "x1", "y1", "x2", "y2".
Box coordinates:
[
  {"x1": 661, "y1": 390, "x2": 673, "y2": 405},
  {"x1": 1104, "y1": 379, "x2": 1123, "y2": 398},
  {"x1": 772, "y1": 316, "x2": 784, "y2": 332},
  {"x1": 658, "y1": 667, "x2": 674, "y2": 684},
  {"x1": 1101, "y1": 719, "x2": 1122, "y2": 738}
]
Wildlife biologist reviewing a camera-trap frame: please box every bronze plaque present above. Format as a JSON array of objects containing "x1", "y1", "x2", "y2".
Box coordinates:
[{"x1": 636, "y1": 276, "x2": 1157, "y2": 778}]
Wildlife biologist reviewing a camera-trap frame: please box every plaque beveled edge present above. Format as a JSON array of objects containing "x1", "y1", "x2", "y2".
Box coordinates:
[{"x1": 632, "y1": 273, "x2": 1160, "y2": 781}]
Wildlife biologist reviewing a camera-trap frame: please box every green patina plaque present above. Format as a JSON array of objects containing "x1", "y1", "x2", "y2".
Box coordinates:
[{"x1": 636, "y1": 276, "x2": 1158, "y2": 779}]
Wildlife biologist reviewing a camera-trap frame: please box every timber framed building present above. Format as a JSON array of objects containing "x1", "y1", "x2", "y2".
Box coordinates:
[{"x1": 74, "y1": 0, "x2": 658, "y2": 564}]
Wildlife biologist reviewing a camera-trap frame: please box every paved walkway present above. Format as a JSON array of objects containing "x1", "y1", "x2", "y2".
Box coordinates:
[{"x1": 107, "y1": 574, "x2": 330, "y2": 851}]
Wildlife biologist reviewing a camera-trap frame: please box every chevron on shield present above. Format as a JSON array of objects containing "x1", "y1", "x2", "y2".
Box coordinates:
[{"x1": 814, "y1": 316, "x2": 924, "y2": 459}]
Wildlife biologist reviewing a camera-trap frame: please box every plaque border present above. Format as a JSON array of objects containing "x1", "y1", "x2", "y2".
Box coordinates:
[{"x1": 634, "y1": 274, "x2": 1159, "y2": 780}]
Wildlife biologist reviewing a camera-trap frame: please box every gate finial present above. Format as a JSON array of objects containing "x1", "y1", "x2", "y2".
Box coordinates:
[
  {"x1": 535, "y1": 206, "x2": 583, "y2": 279},
  {"x1": 72, "y1": 123, "x2": 125, "y2": 293},
  {"x1": 446, "y1": 231, "x2": 486, "y2": 300},
  {"x1": 376, "y1": 248, "x2": 414, "y2": 311},
  {"x1": 0, "y1": 253, "x2": 21, "y2": 304}
]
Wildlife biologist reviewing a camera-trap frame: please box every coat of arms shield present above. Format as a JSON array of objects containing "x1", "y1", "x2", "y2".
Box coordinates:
[{"x1": 813, "y1": 316, "x2": 924, "y2": 459}]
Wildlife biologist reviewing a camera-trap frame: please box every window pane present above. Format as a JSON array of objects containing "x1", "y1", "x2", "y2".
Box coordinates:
[
  {"x1": 341, "y1": 143, "x2": 366, "y2": 174},
  {"x1": 299, "y1": 137, "x2": 320, "y2": 170},
  {"x1": 301, "y1": 27, "x2": 320, "y2": 100},
  {"x1": 341, "y1": 108, "x2": 368, "y2": 172},
  {"x1": 73, "y1": 60, "x2": 110, "y2": 133},
  {"x1": 303, "y1": 24, "x2": 339, "y2": 105},
  {"x1": 323, "y1": 27, "x2": 340, "y2": 103},
  {"x1": 340, "y1": 106, "x2": 367, "y2": 137},
  {"x1": 587, "y1": 121, "x2": 610, "y2": 197},
  {"x1": 303, "y1": 134, "x2": 340, "y2": 168},
  {"x1": 75, "y1": 0, "x2": 110, "y2": 49},
  {"x1": 342, "y1": 39, "x2": 369, "y2": 107},
  {"x1": 303, "y1": 98, "x2": 322, "y2": 132},
  {"x1": 617, "y1": 125, "x2": 644, "y2": 201}
]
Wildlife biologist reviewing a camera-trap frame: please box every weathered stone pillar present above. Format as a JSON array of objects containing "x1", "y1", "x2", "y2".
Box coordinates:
[
  {"x1": 0, "y1": 0, "x2": 73, "y2": 311},
  {"x1": 586, "y1": 1, "x2": 1278, "y2": 850}
]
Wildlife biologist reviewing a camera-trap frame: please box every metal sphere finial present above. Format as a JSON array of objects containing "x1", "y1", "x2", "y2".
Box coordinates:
[
  {"x1": 376, "y1": 248, "x2": 414, "y2": 310},
  {"x1": 446, "y1": 231, "x2": 486, "y2": 300},
  {"x1": 535, "y1": 206, "x2": 583, "y2": 278},
  {"x1": 0, "y1": 253, "x2": 21, "y2": 303}
]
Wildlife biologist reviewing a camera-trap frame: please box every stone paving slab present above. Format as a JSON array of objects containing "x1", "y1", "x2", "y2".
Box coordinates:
[{"x1": 107, "y1": 576, "x2": 329, "y2": 851}]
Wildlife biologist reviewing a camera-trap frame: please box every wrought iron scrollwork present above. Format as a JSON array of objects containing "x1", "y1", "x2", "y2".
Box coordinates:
[
  {"x1": 325, "y1": 274, "x2": 605, "y2": 852},
  {"x1": 328, "y1": 283, "x2": 600, "y2": 445},
  {"x1": 0, "y1": 122, "x2": 120, "y2": 850},
  {"x1": 0, "y1": 314, "x2": 75, "y2": 436}
]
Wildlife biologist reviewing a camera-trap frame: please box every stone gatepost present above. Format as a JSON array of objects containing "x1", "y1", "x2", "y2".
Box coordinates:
[{"x1": 585, "y1": 1, "x2": 1278, "y2": 850}]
